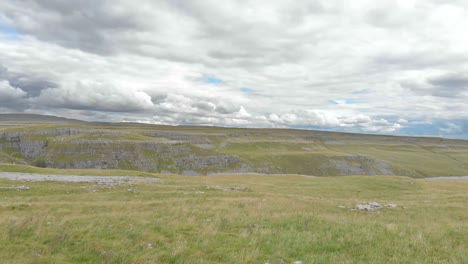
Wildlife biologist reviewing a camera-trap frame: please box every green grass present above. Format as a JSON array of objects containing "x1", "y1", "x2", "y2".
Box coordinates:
[
  {"x1": 59, "y1": 131, "x2": 157, "y2": 142},
  {"x1": 0, "y1": 171, "x2": 467, "y2": 263},
  {"x1": 328, "y1": 142, "x2": 468, "y2": 177},
  {"x1": 0, "y1": 153, "x2": 26, "y2": 165}
]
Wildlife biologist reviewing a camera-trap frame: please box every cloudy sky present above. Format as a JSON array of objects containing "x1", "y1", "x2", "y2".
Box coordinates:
[{"x1": 0, "y1": 0, "x2": 467, "y2": 138}]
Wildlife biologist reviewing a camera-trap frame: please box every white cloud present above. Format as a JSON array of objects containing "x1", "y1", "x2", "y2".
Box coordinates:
[
  {"x1": 34, "y1": 80, "x2": 154, "y2": 112},
  {"x1": 0, "y1": 0, "x2": 467, "y2": 137},
  {"x1": 0, "y1": 80, "x2": 27, "y2": 101}
]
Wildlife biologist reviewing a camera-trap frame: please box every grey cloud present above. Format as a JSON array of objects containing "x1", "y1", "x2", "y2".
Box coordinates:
[
  {"x1": 2, "y1": 0, "x2": 327, "y2": 67},
  {"x1": 368, "y1": 50, "x2": 468, "y2": 75},
  {"x1": 33, "y1": 80, "x2": 154, "y2": 112},
  {"x1": 214, "y1": 102, "x2": 240, "y2": 115},
  {"x1": 1, "y1": 0, "x2": 140, "y2": 55},
  {"x1": 364, "y1": 1, "x2": 422, "y2": 29},
  {"x1": 148, "y1": 92, "x2": 168, "y2": 105},
  {"x1": 192, "y1": 101, "x2": 216, "y2": 112},
  {"x1": 428, "y1": 74, "x2": 468, "y2": 89},
  {"x1": 208, "y1": 50, "x2": 252, "y2": 61},
  {"x1": 401, "y1": 73, "x2": 468, "y2": 98},
  {"x1": 0, "y1": 80, "x2": 28, "y2": 111},
  {"x1": 0, "y1": 65, "x2": 7, "y2": 78},
  {"x1": 0, "y1": 65, "x2": 57, "y2": 97},
  {"x1": 7, "y1": 75, "x2": 57, "y2": 97},
  {"x1": 428, "y1": 74, "x2": 468, "y2": 98}
]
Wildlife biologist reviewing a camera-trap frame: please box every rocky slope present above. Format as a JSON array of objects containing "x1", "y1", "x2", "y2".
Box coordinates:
[{"x1": 1, "y1": 118, "x2": 467, "y2": 177}]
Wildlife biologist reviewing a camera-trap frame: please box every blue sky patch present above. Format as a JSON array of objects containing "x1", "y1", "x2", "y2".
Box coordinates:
[
  {"x1": 206, "y1": 76, "x2": 222, "y2": 84},
  {"x1": 0, "y1": 23, "x2": 19, "y2": 41},
  {"x1": 241, "y1": 87, "x2": 252, "y2": 93},
  {"x1": 399, "y1": 119, "x2": 468, "y2": 139},
  {"x1": 0, "y1": 24, "x2": 18, "y2": 37},
  {"x1": 329, "y1": 99, "x2": 354, "y2": 105}
]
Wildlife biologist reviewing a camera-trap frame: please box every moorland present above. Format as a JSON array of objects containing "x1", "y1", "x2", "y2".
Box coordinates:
[{"x1": 0, "y1": 114, "x2": 467, "y2": 263}]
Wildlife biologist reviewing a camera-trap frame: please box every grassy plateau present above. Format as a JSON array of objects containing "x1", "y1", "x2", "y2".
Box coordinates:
[
  {"x1": 0, "y1": 165, "x2": 467, "y2": 263},
  {"x1": 0, "y1": 120, "x2": 467, "y2": 176},
  {"x1": 0, "y1": 116, "x2": 467, "y2": 263}
]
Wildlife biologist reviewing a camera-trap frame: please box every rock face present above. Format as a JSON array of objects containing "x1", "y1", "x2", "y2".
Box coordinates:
[
  {"x1": 0, "y1": 129, "x2": 244, "y2": 174},
  {"x1": 322, "y1": 155, "x2": 394, "y2": 176},
  {"x1": 175, "y1": 155, "x2": 240, "y2": 170},
  {"x1": 2, "y1": 123, "x2": 468, "y2": 176},
  {"x1": 0, "y1": 132, "x2": 48, "y2": 159}
]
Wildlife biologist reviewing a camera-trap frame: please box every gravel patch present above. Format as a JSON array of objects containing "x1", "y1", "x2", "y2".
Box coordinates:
[
  {"x1": 0, "y1": 172, "x2": 161, "y2": 186},
  {"x1": 425, "y1": 176, "x2": 468, "y2": 180},
  {"x1": 0, "y1": 185, "x2": 30, "y2": 191}
]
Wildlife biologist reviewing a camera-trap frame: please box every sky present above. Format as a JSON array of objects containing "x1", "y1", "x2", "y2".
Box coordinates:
[{"x1": 0, "y1": 0, "x2": 467, "y2": 139}]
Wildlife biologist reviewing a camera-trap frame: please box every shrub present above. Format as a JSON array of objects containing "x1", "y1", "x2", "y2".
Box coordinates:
[{"x1": 33, "y1": 156, "x2": 48, "y2": 168}]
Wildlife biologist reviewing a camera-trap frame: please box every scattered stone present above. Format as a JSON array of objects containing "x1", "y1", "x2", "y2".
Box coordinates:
[
  {"x1": 401, "y1": 179, "x2": 415, "y2": 184},
  {"x1": 205, "y1": 185, "x2": 251, "y2": 192},
  {"x1": 0, "y1": 185, "x2": 30, "y2": 191},
  {"x1": 195, "y1": 191, "x2": 205, "y2": 194},
  {"x1": 146, "y1": 243, "x2": 153, "y2": 249},
  {"x1": 355, "y1": 202, "x2": 397, "y2": 211},
  {"x1": 356, "y1": 202, "x2": 382, "y2": 211},
  {"x1": 224, "y1": 186, "x2": 250, "y2": 192},
  {"x1": 294, "y1": 261, "x2": 303, "y2": 264},
  {"x1": 339, "y1": 205, "x2": 346, "y2": 208},
  {"x1": 127, "y1": 189, "x2": 138, "y2": 193},
  {"x1": 205, "y1": 185, "x2": 221, "y2": 190}
]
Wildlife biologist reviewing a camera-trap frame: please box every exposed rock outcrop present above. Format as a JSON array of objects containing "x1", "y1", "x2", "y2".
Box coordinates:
[
  {"x1": 0, "y1": 129, "x2": 243, "y2": 173},
  {"x1": 175, "y1": 155, "x2": 240, "y2": 170},
  {"x1": 1, "y1": 124, "x2": 467, "y2": 177}
]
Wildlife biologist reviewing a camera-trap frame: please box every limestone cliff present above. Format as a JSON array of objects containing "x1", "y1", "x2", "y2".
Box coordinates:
[{"x1": 1, "y1": 123, "x2": 467, "y2": 177}]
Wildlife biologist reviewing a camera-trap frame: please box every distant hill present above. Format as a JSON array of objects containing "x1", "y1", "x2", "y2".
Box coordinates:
[
  {"x1": 0, "y1": 119, "x2": 467, "y2": 177},
  {"x1": 0, "y1": 113, "x2": 85, "y2": 124}
]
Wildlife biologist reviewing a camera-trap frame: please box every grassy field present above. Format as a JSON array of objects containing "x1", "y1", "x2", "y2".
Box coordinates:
[{"x1": 1, "y1": 167, "x2": 467, "y2": 263}]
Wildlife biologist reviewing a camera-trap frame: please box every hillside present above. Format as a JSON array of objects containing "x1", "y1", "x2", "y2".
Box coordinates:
[
  {"x1": 0, "y1": 114, "x2": 467, "y2": 177},
  {"x1": 0, "y1": 114, "x2": 85, "y2": 124}
]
